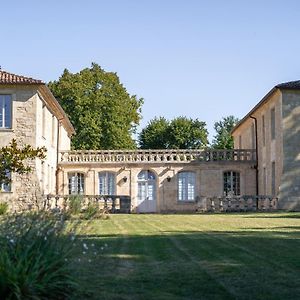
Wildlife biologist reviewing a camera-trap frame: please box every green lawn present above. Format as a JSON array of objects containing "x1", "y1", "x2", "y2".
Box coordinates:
[{"x1": 73, "y1": 213, "x2": 300, "y2": 300}]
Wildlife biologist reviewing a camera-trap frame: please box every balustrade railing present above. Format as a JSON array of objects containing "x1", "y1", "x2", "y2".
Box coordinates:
[
  {"x1": 202, "y1": 196, "x2": 278, "y2": 212},
  {"x1": 43, "y1": 195, "x2": 131, "y2": 214},
  {"x1": 59, "y1": 149, "x2": 256, "y2": 164}
]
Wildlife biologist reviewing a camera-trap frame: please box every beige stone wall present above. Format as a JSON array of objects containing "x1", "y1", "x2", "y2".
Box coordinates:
[
  {"x1": 279, "y1": 90, "x2": 300, "y2": 209},
  {"x1": 0, "y1": 85, "x2": 71, "y2": 210},
  {"x1": 232, "y1": 89, "x2": 283, "y2": 198},
  {"x1": 58, "y1": 161, "x2": 256, "y2": 213}
]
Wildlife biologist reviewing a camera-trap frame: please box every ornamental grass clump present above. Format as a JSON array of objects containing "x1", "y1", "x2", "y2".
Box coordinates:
[
  {"x1": 0, "y1": 211, "x2": 78, "y2": 299},
  {"x1": 0, "y1": 202, "x2": 8, "y2": 215}
]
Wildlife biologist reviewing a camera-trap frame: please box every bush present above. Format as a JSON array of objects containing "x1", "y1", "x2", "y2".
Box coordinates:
[
  {"x1": 0, "y1": 202, "x2": 8, "y2": 215},
  {"x1": 0, "y1": 212, "x2": 78, "y2": 299},
  {"x1": 68, "y1": 195, "x2": 83, "y2": 215},
  {"x1": 82, "y1": 203, "x2": 99, "y2": 220}
]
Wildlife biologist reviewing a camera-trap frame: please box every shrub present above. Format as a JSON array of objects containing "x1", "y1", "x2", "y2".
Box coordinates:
[
  {"x1": 82, "y1": 203, "x2": 99, "y2": 220},
  {"x1": 0, "y1": 212, "x2": 78, "y2": 299},
  {"x1": 0, "y1": 202, "x2": 8, "y2": 215},
  {"x1": 68, "y1": 195, "x2": 83, "y2": 215}
]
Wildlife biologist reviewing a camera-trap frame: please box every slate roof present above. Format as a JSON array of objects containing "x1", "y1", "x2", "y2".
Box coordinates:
[
  {"x1": 276, "y1": 80, "x2": 300, "y2": 89},
  {"x1": 0, "y1": 70, "x2": 43, "y2": 84}
]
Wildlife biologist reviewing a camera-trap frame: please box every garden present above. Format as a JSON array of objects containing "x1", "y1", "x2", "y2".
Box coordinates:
[{"x1": 0, "y1": 209, "x2": 299, "y2": 299}]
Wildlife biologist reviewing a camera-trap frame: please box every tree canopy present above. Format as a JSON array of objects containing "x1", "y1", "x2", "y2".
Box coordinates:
[
  {"x1": 139, "y1": 117, "x2": 208, "y2": 149},
  {"x1": 48, "y1": 63, "x2": 143, "y2": 150},
  {"x1": 211, "y1": 115, "x2": 239, "y2": 149},
  {"x1": 0, "y1": 139, "x2": 46, "y2": 187}
]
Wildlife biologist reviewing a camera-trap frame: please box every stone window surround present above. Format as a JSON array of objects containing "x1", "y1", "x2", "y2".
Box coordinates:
[
  {"x1": 177, "y1": 171, "x2": 196, "y2": 202},
  {"x1": 223, "y1": 170, "x2": 241, "y2": 196},
  {"x1": 0, "y1": 93, "x2": 14, "y2": 130},
  {"x1": 98, "y1": 171, "x2": 116, "y2": 195}
]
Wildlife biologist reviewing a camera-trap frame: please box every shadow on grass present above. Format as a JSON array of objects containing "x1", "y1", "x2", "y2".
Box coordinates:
[{"x1": 72, "y1": 228, "x2": 300, "y2": 300}]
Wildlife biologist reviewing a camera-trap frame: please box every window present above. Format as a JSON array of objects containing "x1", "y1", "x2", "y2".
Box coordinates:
[
  {"x1": 42, "y1": 104, "x2": 46, "y2": 138},
  {"x1": 239, "y1": 135, "x2": 242, "y2": 149},
  {"x1": 178, "y1": 172, "x2": 196, "y2": 201},
  {"x1": 263, "y1": 167, "x2": 267, "y2": 195},
  {"x1": 99, "y1": 172, "x2": 116, "y2": 195},
  {"x1": 0, "y1": 95, "x2": 12, "y2": 128},
  {"x1": 271, "y1": 162, "x2": 276, "y2": 196},
  {"x1": 0, "y1": 170, "x2": 11, "y2": 192},
  {"x1": 271, "y1": 108, "x2": 275, "y2": 140},
  {"x1": 262, "y1": 115, "x2": 266, "y2": 146},
  {"x1": 51, "y1": 115, "x2": 56, "y2": 146},
  {"x1": 223, "y1": 171, "x2": 240, "y2": 196},
  {"x1": 251, "y1": 123, "x2": 256, "y2": 149},
  {"x1": 68, "y1": 173, "x2": 84, "y2": 195}
]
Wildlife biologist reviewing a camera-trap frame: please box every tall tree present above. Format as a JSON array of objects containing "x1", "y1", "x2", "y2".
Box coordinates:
[
  {"x1": 139, "y1": 117, "x2": 208, "y2": 149},
  {"x1": 48, "y1": 63, "x2": 143, "y2": 150},
  {"x1": 139, "y1": 117, "x2": 169, "y2": 149},
  {"x1": 0, "y1": 139, "x2": 46, "y2": 187},
  {"x1": 212, "y1": 115, "x2": 239, "y2": 149}
]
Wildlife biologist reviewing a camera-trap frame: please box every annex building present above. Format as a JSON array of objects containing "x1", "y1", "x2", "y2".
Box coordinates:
[{"x1": 0, "y1": 70, "x2": 299, "y2": 212}]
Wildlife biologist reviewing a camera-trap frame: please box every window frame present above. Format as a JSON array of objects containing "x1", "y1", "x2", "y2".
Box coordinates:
[
  {"x1": 177, "y1": 171, "x2": 196, "y2": 202},
  {"x1": 98, "y1": 171, "x2": 116, "y2": 195},
  {"x1": 223, "y1": 171, "x2": 241, "y2": 196},
  {"x1": 0, "y1": 170, "x2": 11, "y2": 193},
  {"x1": 68, "y1": 172, "x2": 85, "y2": 195},
  {"x1": 0, "y1": 94, "x2": 12, "y2": 129}
]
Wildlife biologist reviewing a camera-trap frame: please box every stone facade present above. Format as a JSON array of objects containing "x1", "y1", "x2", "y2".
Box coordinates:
[
  {"x1": 57, "y1": 149, "x2": 256, "y2": 213},
  {"x1": 0, "y1": 74, "x2": 74, "y2": 211},
  {"x1": 3, "y1": 71, "x2": 300, "y2": 212},
  {"x1": 232, "y1": 82, "x2": 300, "y2": 210}
]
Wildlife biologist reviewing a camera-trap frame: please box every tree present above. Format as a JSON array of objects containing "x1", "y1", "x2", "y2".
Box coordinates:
[
  {"x1": 139, "y1": 117, "x2": 208, "y2": 149},
  {"x1": 0, "y1": 139, "x2": 46, "y2": 186},
  {"x1": 48, "y1": 63, "x2": 143, "y2": 150},
  {"x1": 211, "y1": 116, "x2": 239, "y2": 149},
  {"x1": 139, "y1": 117, "x2": 169, "y2": 149}
]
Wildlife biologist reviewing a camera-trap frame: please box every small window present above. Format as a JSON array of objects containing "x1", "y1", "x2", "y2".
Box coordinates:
[
  {"x1": 99, "y1": 172, "x2": 116, "y2": 195},
  {"x1": 51, "y1": 115, "x2": 56, "y2": 146},
  {"x1": 271, "y1": 108, "x2": 275, "y2": 140},
  {"x1": 262, "y1": 115, "x2": 266, "y2": 146},
  {"x1": 68, "y1": 173, "x2": 85, "y2": 195},
  {"x1": 239, "y1": 135, "x2": 242, "y2": 149},
  {"x1": 271, "y1": 162, "x2": 276, "y2": 196},
  {"x1": 224, "y1": 171, "x2": 240, "y2": 196},
  {"x1": 0, "y1": 170, "x2": 11, "y2": 192},
  {"x1": 42, "y1": 104, "x2": 46, "y2": 138},
  {"x1": 178, "y1": 172, "x2": 196, "y2": 201},
  {"x1": 0, "y1": 95, "x2": 12, "y2": 129}
]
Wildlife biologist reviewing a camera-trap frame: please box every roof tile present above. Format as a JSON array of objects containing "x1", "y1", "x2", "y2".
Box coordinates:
[
  {"x1": 275, "y1": 80, "x2": 300, "y2": 89},
  {"x1": 0, "y1": 70, "x2": 43, "y2": 84}
]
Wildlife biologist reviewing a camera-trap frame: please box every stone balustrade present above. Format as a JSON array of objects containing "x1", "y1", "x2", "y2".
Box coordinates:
[
  {"x1": 43, "y1": 194, "x2": 131, "y2": 214},
  {"x1": 59, "y1": 149, "x2": 256, "y2": 164},
  {"x1": 202, "y1": 196, "x2": 278, "y2": 212}
]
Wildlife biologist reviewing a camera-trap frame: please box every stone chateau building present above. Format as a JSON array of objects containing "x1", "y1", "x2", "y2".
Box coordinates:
[{"x1": 0, "y1": 70, "x2": 299, "y2": 211}]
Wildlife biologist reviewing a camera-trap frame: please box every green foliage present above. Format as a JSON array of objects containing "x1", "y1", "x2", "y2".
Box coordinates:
[
  {"x1": 139, "y1": 117, "x2": 169, "y2": 149},
  {"x1": 68, "y1": 195, "x2": 83, "y2": 215},
  {"x1": 0, "y1": 139, "x2": 46, "y2": 186},
  {"x1": 48, "y1": 63, "x2": 144, "y2": 150},
  {"x1": 0, "y1": 212, "x2": 78, "y2": 299},
  {"x1": 139, "y1": 116, "x2": 208, "y2": 149},
  {"x1": 212, "y1": 115, "x2": 239, "y2": 149},
  {"x1": 0, "y1": 203, "x2": 8, "y2": 215},
  {"x1": 82, "y1": 203, "x2": 99, "y2": 220}
]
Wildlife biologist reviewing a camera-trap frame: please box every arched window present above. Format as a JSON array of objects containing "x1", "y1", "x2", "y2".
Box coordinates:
[
  {"x1": 68, "y1": 173, "x2": 84, "y2": 195},
  {"x1": 178, "y1": 171, "x2": 196, "y2": 201},
  {"x1": 223, "y1": 171, "x2": 240, "y2": 196},
  {"x1": 99, "y1": 172, "x2": 116, "y2": 195}
]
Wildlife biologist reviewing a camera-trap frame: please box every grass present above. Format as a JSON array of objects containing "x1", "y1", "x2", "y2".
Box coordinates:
[{"x1": 73, "y1": 212, "x2": 300, "y2": 299}]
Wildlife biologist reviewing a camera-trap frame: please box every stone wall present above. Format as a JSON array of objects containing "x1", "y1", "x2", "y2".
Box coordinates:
[{"x1": 58, "y1": 160, "x2": 256, "y2": 213}]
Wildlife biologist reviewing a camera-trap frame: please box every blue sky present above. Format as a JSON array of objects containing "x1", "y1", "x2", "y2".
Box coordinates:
[{"x1": 2, "y1": 0, "x2": 300, "y2": 141}]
